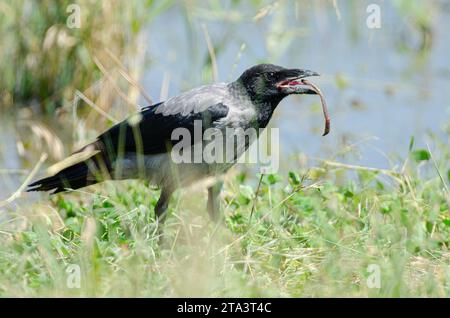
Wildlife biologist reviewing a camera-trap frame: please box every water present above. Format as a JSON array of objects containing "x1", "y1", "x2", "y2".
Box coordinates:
[
  {"x1": 1, "y1": 1, "x2": 449, "y2": 200},
  {"x1": 141, "y1": 1, "x2": 449, "y2": 168}
]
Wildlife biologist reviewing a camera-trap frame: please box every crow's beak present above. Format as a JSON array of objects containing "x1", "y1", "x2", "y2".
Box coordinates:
[{"x1": 276, "y1": 69, "x2": 320, "y2": 95}]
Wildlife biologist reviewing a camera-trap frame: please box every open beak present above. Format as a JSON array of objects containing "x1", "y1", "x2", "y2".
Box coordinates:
[{"x1": 276, "y1": 69, "x2": 320, "y2": 95}]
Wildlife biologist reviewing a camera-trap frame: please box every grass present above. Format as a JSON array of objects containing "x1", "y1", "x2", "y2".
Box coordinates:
[
  {"x1": 0, "y1": 0, "x2": 174, "y2": 113},
  {"x1": 0, "y1": 0, "x2": 448, "y2": 298},
  {"x1": 0, "y1": 140, "x2": 448, "y2": 297}
]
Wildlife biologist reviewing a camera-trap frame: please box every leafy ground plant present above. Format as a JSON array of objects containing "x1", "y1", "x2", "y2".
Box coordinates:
[{"x1": 0, "y1": 140, "x2": 448, "y2": 297}]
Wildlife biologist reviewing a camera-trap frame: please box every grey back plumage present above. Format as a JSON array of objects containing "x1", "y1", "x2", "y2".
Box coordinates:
[{"x1": 153, "y1": 83, "x2": 231, "y2": 116}]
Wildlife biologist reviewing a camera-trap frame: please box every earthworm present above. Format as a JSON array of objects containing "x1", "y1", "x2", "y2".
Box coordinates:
[{"x1": 301, "y1": 79, "x2": 331, "y2": 136}]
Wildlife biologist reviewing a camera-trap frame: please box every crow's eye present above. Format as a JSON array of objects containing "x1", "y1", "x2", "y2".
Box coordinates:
[{"x1": 265, "y1": 72, "x2": 275, "y2": 81}]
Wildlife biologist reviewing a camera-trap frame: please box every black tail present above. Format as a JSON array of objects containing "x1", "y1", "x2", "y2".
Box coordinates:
[{"x1": 27, "y1": 161, "x2": 94, "y2": 194}]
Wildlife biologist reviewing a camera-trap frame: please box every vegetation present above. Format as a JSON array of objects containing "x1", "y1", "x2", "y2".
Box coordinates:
[
  {"x1": 0, "y1": 0, "x2": 448, "y2": 297},
  {"x1": 0, "y1": 0, "x2": 174, "y2": 113},
  {"x1": 0, "y1": 139, "x2": 448, "y2": 297}
]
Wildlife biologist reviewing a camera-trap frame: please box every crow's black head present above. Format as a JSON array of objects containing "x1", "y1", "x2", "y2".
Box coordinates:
[{"x1": 236, "y1": 64, "x2": 319, "y2": 106}]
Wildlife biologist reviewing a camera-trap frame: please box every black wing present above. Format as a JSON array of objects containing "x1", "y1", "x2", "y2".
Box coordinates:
[{"x1": 98, "y1": 102, "x2": 229, "y2": 161}]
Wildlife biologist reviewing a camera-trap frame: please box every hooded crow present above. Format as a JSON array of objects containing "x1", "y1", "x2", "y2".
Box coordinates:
[{"x1": 27, "y1": 64, "x2": 320, "y2": 223}]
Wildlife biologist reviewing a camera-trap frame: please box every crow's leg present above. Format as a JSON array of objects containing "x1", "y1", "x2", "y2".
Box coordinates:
[
  {"x1": 207, "y1": 181, "x2": 223, "y2": 221},
  {"x1": 154, "y1": 187, "x2": 174, "y2": 244},
  {"x1": 155, "y1": 186, "x2": 173, "y2": 223}
]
